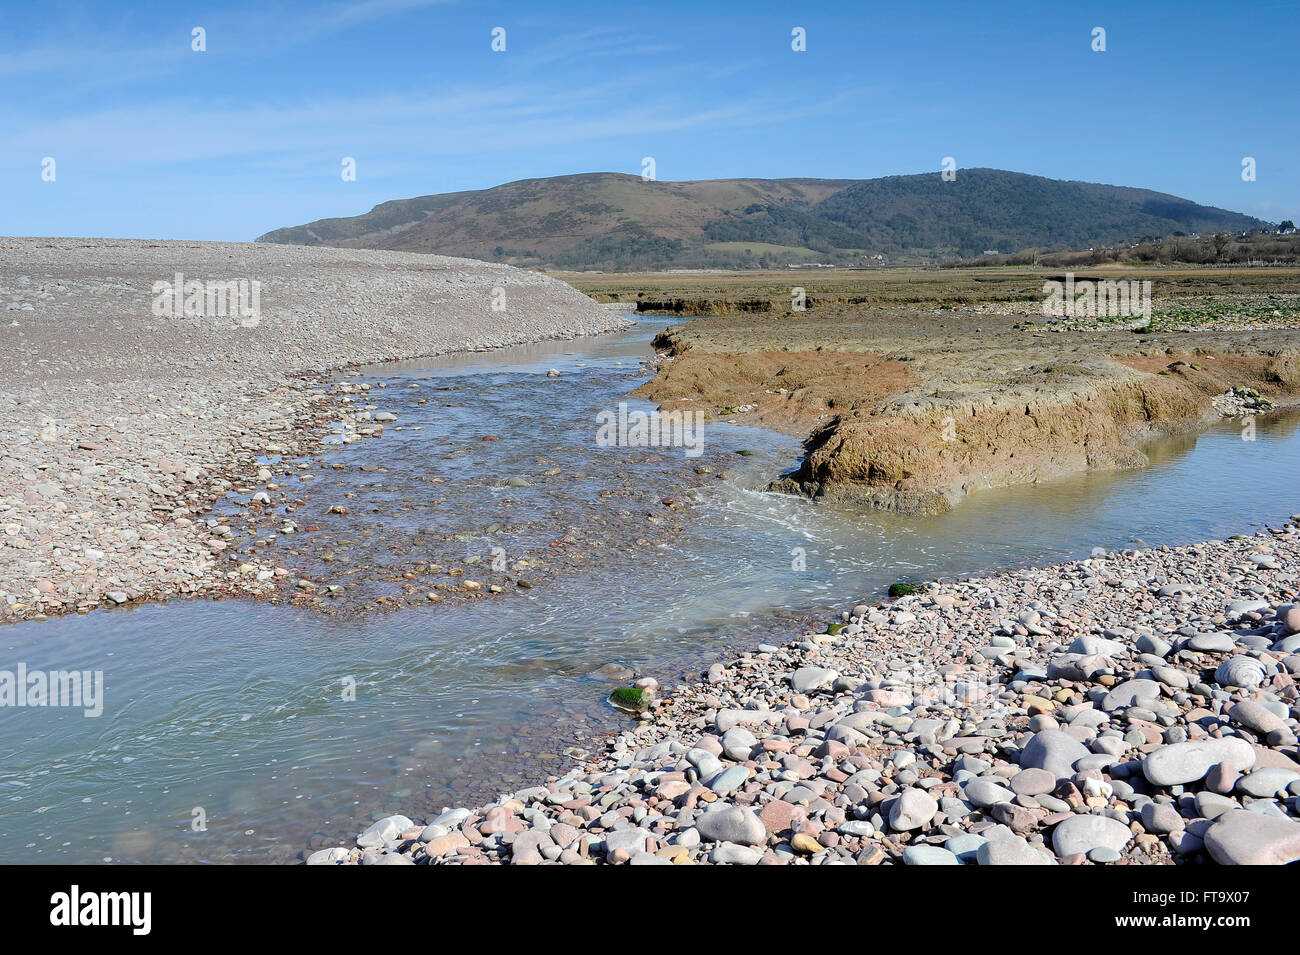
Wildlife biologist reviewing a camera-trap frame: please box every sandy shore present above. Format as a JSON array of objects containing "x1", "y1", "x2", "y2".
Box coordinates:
[
  {"x1": 0, "y1": 238, "x2": 630, "y2": 623},
  {"x1": 323, "y1": 518, "x2": 1300, "y2": 865}
]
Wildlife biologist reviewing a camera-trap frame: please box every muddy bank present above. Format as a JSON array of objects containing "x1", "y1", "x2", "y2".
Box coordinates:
[
  {"x1": 635, "y1": 303, "x2": 1300, "y2": 513},
  {"x1": 0, "y1": 238, "x2": 629, "y2": 624}
]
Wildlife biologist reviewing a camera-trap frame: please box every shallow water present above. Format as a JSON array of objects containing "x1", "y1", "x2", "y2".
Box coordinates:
[{"x1": 2, "y1": 317, "x2": 1298, "y2": 863}]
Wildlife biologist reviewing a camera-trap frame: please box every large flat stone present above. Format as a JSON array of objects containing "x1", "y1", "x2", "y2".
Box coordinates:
[
  {"x1": 1051, "y1": 814, "x2": 1133, "y2": 858},
  {"x1": 1205, "y1": 810, "x2": 1300, "y2": 864},
  {"x1": 1020, "y1": 729, "x2": 1090, "y2": 779},
  {"x1": 1142, "y1": 737, "x2": 1256, "y2": 787}
]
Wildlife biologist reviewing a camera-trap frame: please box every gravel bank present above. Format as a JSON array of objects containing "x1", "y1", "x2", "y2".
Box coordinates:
[
  {"x1": 321, "y1": 518, "x2": 1300, "y2": 865},
  {"x1": 0, "y1": 238, "x2": 631, "y2": 623}
]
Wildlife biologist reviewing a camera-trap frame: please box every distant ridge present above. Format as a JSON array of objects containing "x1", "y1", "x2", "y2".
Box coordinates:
[{"x1": 258, "y1": 169, "x2": 1267, "y2": 270}]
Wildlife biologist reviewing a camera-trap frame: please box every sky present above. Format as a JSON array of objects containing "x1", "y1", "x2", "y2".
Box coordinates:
[{"x1": 2, "y1": 0, "x2": 1297, "y2": 241}]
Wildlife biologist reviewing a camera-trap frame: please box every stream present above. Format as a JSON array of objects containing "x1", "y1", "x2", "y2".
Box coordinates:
[{"x1": 2, "y1": 316, "x2": 1299, "y2": 863}]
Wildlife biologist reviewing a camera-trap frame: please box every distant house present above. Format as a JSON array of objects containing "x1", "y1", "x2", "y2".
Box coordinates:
[{"x1": 982, "y1": 249, "x2": 999, "y2": 255}]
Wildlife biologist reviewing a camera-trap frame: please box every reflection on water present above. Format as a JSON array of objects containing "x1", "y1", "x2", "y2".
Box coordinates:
[{"x1": 1, "y1": 317, "x2": 1298, "y2": 863}]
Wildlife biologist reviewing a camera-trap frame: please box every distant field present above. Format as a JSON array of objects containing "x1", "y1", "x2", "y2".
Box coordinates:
[
  {"x1": 703, "y1": 241, "x2": 821, "y2": 260},
  {"x1": 556, "y1": 265, "x2": 1300, "y2": 313}
]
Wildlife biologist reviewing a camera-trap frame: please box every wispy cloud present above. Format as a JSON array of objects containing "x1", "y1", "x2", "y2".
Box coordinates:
[
  {"x1": 0, "y1": 0, "x2": 458, "y2": 82},
  {"x1": 242, "y1": 0, "x2": 459, "y2": 48},
  {"x1": 513, "y1": 26, "x2": 685, "y2": 66},
  {"x1": 8, "y1": 72, "x2": 818, "y2": 167}
]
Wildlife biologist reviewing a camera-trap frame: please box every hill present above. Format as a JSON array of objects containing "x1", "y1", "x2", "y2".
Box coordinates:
[{"x1": 257, "y1": 169, "x2": 1267, "y2": 269}]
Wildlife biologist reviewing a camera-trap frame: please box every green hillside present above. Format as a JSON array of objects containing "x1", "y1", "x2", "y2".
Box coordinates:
[{"x1": 257, "y1": 169, "x2": 1267, "y2": 269}]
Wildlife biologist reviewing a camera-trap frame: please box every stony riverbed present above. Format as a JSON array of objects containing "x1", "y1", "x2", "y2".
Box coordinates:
[{"x1": 0, "y1": 239, "x2": 628, "y2": 624}]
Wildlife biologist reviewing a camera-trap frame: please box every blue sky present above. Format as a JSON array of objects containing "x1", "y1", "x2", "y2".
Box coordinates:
[{"x1": 3, "y1": 0, "x2": 1297, "y2": 240}]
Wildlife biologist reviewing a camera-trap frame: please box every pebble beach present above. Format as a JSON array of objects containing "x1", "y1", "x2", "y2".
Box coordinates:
[{"x1": 318, "y1": 520, "x2": 1300, "y2": 865}]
